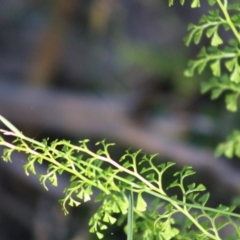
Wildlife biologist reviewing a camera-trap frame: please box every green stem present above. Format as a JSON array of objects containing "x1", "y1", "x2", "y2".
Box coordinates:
[{"x1": 216, "y1": 0, "x2": 240, "y2": 43}]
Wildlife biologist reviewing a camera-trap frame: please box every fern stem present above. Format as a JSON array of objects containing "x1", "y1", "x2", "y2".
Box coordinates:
[{"x1": 216, "y1": 0, "x2": 240, "y2": 43}]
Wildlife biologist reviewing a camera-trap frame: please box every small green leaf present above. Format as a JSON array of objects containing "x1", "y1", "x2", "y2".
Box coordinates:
[
  {"x1": 215, "y1": 143, "x2": 227, "y2": 157},
  {"x1": 96, "y1": 232, "x2": 104, "y2": 239},
  {"x1": 187, "y1": 23, "x2": 195, "y2": 30},
  {"x1": 123, "y1": 161, "x2": 132, "y2": 168},
  {"x1": 146, "y1": 173, "x2": 155, "y2": 181},
  {"x1": 199, "y1": 15, "x2": 208, "y2": 24},
  {"x1": 191, "y1": 0, "x2": 200, "y2": 8},
  {"x1": 188, "y1": 183, "x2": 196, "y2": 190},
  {"x1": 193, "y1": 30, "x2": 203, "y2": 44},
  {"x1": 183, "y1": 32, "x2": 194, "y2": 46},
  {"x1": 103, "y1": 213, "x2": 116, "y2": 224},
  {"x1": 168, "y1": 0, "x2": 174, "y2": 6},
  {"x1": 217, "y1": 205, "x2": 229, "y2": 211},
  {"x1": 140, "y1": 167, "x2": 150, "y2": 174},
  {"x1": 197, "y1": 61, "x2": 207, "y2": 74},
  {"x1": 2, "y1": 149, "x2": 13, "y2": 162},
  {"x1": 57, "y1": 168, "x2": 64, "y2": 174},
  {"x1": 117, "y1": 199, "x2": 128, "y2": 214},
  {"x1": 188, "y1": 193, "x2": 199, "y2": 202},
  {"x1": 201, "y1": 82, "x2": 213, "y2": 94},
  {"x1": 69, "y1": 198, "x2": 81, "y2": 207},
  {"x1": 210, "y1": 60, "x2": 221, "y2": 76},
  {"x1": 197, "y1": 47, "x2": 207, "y2": 57},
  {"x1": 168, "y1": 179, "x2": 179, "y2": 189},
  {"x1": 83, "y1": 193, "x2": 91, "y2": 202},
  {"x1": 230, "y1": 65, "x2": 240, "y2": 83},
  {"x1": 209, "y1": 10, "x2": 220, "y2": 17},
  {"x1": 24, "y1": 161, "x2": 36, "y2": 175},
  {"x1": 225, "y1": 59, "x2": 235, "y2": 72},
  {"x1": 180, "y1": 0, "x2": 185, "y2": 5},
  {"x1": 49, "y1": 174, "x2": 58, "y2": 186},
  {"x1": 183, "y1": 167, "x2": 195, "y2": 177},
  {"x1": 225, "y1": 93, "x2": 238, "y2": 112},
  {"x1": 100, "y1": 224, "x2": 107, "y2": 230},
  {"x1": 136, "y1": 193, "x2": 147, "y2": 212},
  {"x1": 108, "y1": 215, "x2": 116, "y2": 224},
  {"x1": 223, "y1": 142, "x2": 234, "y2": 158},
  {"x1": 208, "y1": 0, "x2": 216, "y2": 6},
  {"x1": 184, "y1": 68, "x2": 194, "y2": 77},
  {"x1": 206, "y1": 27, "x2": 215, "y2": 38},
  {"x1": 211, "y1": 89, "x2": 223, "y2": 99},
  {"x1": 77, "y1": 189, "x2": 84, "y2": 199},
  {"x1": 198, "y1": 193, "x2": 210, "y2": 205},
  {"x1": 211, "y1": 32, "x2": 223, "y2": 46}
]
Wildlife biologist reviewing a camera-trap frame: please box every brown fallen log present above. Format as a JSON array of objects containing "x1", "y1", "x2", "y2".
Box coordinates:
[{"x1": 0, "y1": 81, "x2": 240, "y2": 194}]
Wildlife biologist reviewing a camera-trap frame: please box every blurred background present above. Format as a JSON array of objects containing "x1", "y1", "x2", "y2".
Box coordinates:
[{"x1": 0, "y1": 0, "x2": 240, "y2": 239}]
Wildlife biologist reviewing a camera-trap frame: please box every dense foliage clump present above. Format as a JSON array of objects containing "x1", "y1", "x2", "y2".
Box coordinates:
[{"x1": 1, "y1": 0, "x2": 240, "y2": 239}]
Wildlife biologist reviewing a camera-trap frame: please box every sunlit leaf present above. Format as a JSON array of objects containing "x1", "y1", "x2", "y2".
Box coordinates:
[
  {"x1": 225, "y1": 59, "x2": 235, "y2": 72},
  {"x1": 230, "y1": 65, "x2": 240, "y2": 83},
  {"x1": 96, "y1": 232, "x2": 104, "y2": 239},
  {"x1": 49, "y1": 174, "x2": 58, "y2": 186},
  {"x1": 195, "y1": 184, "x2": 206, "y2": 191},
  {"x1": 210, "y1": 60, "x2": 221, "y2": 76},
  {"x1": 225, "y1": 93, "x2": 238, "y2": 112},
  {"x1": 191, "y1": 0, "x2": 200, "y2": 8},
  {"x1": 136, "y1": 193, "x2": 147, "y2": 212},
  {"x1": 211, "y1": 32, "x2": 223, "y2": 46}
]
